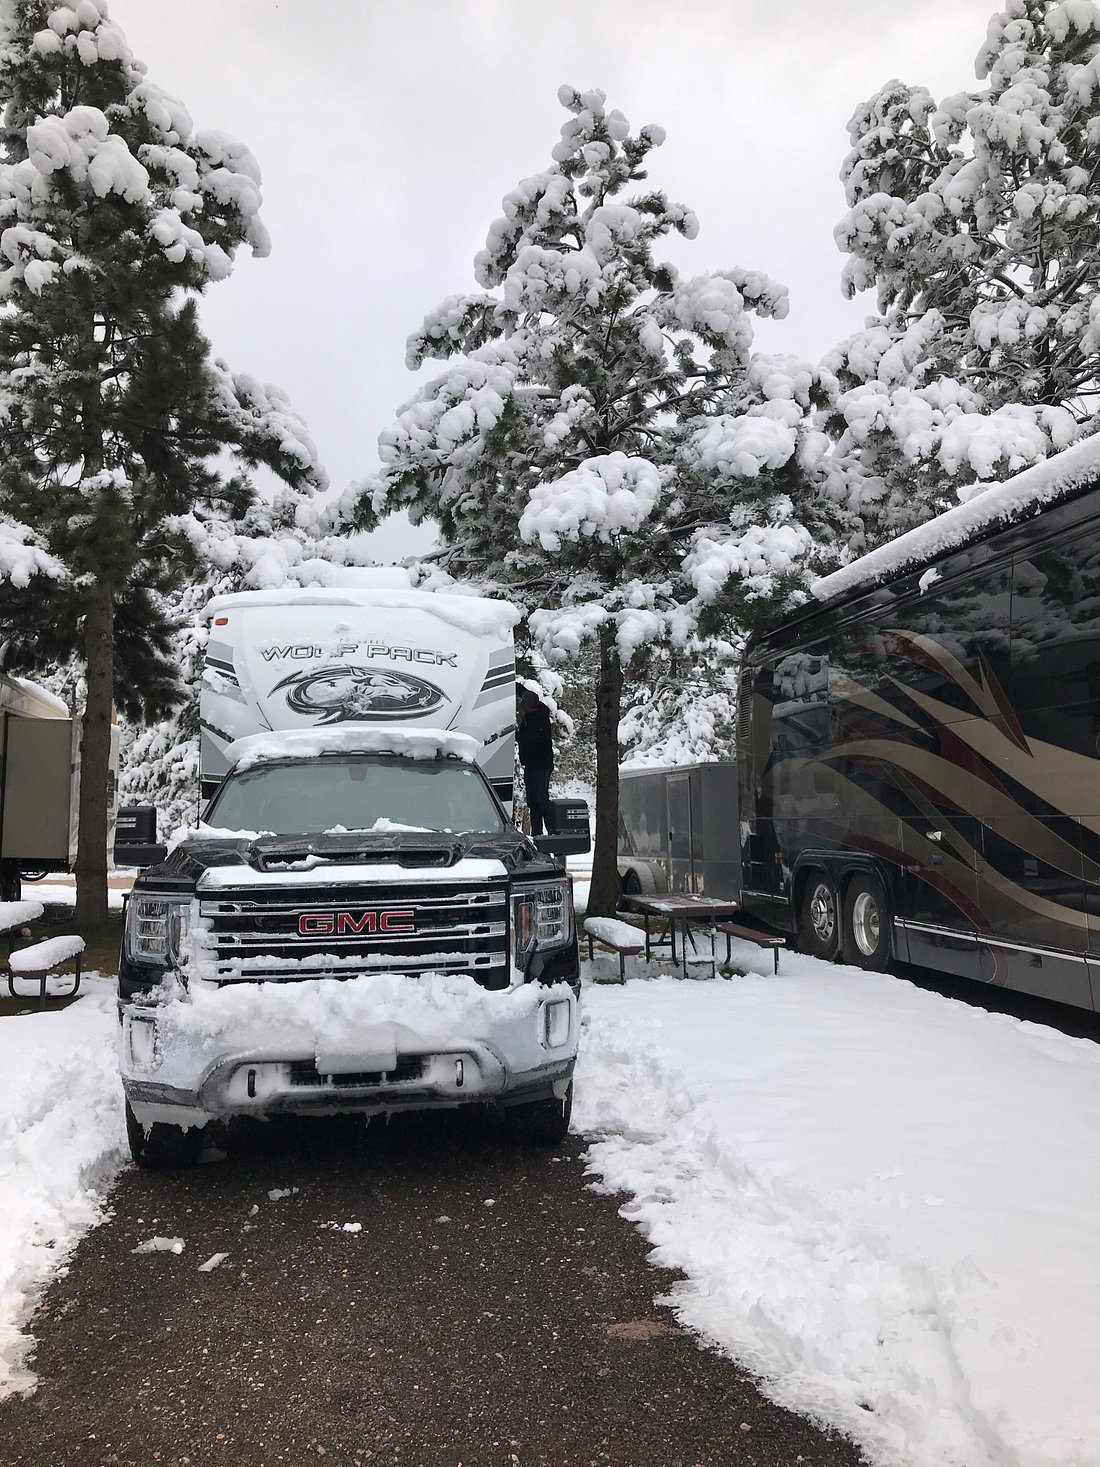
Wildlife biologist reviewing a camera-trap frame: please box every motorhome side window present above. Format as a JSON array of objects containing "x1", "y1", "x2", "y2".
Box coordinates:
[
  {"x1": 1010, "y1": 536, "x2": 1100, "y2": 719},
  {"x1": 871, "y1": 569, "x2": 1012, "y2": 724},
  {"x1": 771, "y1": 646, "x2": 829, "y2": 806},
  {"x1": 828, "y1": 625, "x2": 893, "y2": 745}
]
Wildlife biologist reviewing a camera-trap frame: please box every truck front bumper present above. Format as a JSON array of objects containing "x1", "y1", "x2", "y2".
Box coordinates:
[{"x1": 120, "y1": 980, "x2": 578, "y2": 1131}]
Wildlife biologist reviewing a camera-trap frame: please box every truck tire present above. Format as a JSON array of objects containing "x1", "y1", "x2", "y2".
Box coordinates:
[
  {"x1": 125, "y1": 1099, "x2": 205, "y2": 1169},
  {"x1": 504, "y1": 1081, "x2": 573, "y2": 1146},
  {"x1": 798, "y1": 873, "x2": 840, "y2": 961},
  {"x1": 841, "y1": 874, "x2": 892, "y2": 971}
]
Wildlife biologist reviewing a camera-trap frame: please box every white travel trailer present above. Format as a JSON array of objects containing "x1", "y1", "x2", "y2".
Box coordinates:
[
  {"x1": 0, "y1": 673, "x2": 120, "y2": 897},
  {"x1": 199, "y1": 574, "x2": 518, "y2": 808}
]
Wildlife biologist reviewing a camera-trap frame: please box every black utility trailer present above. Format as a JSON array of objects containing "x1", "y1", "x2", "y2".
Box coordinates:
[{"x1": 617, "y1": 762, "x2": 741, "y2": 901}]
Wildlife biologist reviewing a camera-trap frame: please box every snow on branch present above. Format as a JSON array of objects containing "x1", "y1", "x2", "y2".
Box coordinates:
[
  {"x1": 0, "y1": 518, "x2": 67, "y2": 586},
  {"x1": 209, "y1": 364, "x2": 328, "y2": 491},
  {"x1": 685, "y1": 510, "x2": 816, "y2": 605},
  {"x1": 520, "y1": 453, "x2": 663, "y2": 551}
]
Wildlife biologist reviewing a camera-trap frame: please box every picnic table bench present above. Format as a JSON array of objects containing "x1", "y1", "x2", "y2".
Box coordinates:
[
  {"x1": 583, "y1": 916, "x2": 646, "y2": 983},
  {"x1": 715, "y1": 920, "x2": 785, "y2": 974},
  {"x1": 8, "y1": 934, "x2": 85, "y2": 1009}
]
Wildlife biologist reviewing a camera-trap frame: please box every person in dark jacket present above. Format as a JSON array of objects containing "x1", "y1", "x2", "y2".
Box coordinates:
[{"x1": 516, "y1": 688, "x2": 554, "y2": 836}]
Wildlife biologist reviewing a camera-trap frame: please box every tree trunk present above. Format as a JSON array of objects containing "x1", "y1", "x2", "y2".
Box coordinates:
[
  {"x1": 75, "y1": 588, "x2": 113, "y2": 926},
  {"x1": 587, "y1": 624, "x2": 623, "y2": 918}
]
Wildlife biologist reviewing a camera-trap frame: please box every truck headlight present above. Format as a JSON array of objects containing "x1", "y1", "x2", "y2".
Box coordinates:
[
  {"x1": 126, "y1": 894, "x2": 192, "y2": 966},
  {"x1": 512, "y1": 883, "x2": 572, "y2": 964}
]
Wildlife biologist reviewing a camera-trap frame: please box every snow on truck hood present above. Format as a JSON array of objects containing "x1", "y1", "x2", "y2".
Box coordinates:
[{"x1": 224, "y1": 725, "x2": 481, "y2": 769}]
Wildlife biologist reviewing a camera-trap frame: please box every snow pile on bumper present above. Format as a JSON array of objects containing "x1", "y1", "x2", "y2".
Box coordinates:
[{"x1": 122, "y1": 973, "x2": 577, "y2": 1123}]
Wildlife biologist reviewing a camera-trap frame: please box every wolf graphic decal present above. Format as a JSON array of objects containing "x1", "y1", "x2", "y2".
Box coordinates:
[{"x1": 271, "y1": 663, "x2": 446, "y2": 723}]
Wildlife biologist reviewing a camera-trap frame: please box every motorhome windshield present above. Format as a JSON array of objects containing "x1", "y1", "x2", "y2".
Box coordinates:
[{"x1": 204, "y1": 757, "x2": 505, "y2": 837}]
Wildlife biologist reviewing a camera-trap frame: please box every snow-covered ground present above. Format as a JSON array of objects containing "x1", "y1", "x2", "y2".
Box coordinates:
[
  {"x1": 0, "y1": 981, "x2": 126, "y2": 1396},
  {"x1": 575, "y1": 944, "x2": 1100, "y2": 1467},
  {"x1": 22, "y1": 880, "x2": 128, "y2": 910},
  {"x1": 3, "y1": 942, "x2": 1098, "y2": 1467}
]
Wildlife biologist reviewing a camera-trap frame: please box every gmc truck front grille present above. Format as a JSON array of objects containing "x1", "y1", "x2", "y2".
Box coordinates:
[{"x1": 197, "y1": 880, "x2": 511, "y2": 989}]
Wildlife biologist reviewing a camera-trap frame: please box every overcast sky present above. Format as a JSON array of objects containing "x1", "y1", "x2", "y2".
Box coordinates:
[{"x1": 111, "y1": 0, "x2": 1001, "y2": 559}]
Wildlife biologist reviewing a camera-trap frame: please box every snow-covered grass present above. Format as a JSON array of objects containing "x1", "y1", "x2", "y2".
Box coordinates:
[
  {"x1": 0, "y1": 980, "x2": 126, "y2": 1397},
  {"x1": 574, "y1": 948, "x2": 1100, "y2": 1467}
]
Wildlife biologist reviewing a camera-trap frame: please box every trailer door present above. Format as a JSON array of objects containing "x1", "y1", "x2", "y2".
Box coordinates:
[{"x1": 666, "y1": 772, "x2": 693, "y2": 894}]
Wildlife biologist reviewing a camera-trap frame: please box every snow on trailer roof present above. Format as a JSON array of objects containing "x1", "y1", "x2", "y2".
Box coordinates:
[
  {"x1": 224, "y1": 726, "x2": 481, "y2": 770},
  {"x1": 811, "y1": 434, "x2": 1100, "y2": 604},
  {"x1": 205, "y1": 584, "x2": 521, "y2": 638},
  {"x1": 0, "y1": 673, "x2": 69, "y2": 718}
]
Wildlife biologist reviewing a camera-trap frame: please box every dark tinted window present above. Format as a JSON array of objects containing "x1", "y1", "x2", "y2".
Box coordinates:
[
  {"x1": 872, "y1": 569, "x2": 1012, "y2": 723},
  {"x1": 769, "y1": 646, "x2": 831, "y2": 808},
  {"x1": 1011, "y1": 537, "x2": 1100, "y2": 714}
]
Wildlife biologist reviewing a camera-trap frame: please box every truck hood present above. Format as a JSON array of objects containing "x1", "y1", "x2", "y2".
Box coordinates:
[{"x1": 145, "y1": 826, "x2": 556, "y2": 887}]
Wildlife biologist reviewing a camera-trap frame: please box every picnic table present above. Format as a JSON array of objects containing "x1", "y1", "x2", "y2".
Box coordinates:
[
  {"x1": 0, "y1": 899, "x2": 44, "y2": 956},
  {"x1": 619, "y1": 893, "x2": 743, "y2": 980}
]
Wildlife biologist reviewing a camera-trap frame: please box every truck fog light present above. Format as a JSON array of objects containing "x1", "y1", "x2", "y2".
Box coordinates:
[
  {"x1": 128, "y1": 1015, "x2": 158, "y2": 1071},
  {"x1": 543, "y1": 999, "x2": 571, "y2": 1049}
]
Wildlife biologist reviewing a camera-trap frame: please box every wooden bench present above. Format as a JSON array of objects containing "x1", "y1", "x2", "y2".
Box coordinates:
[
  {"x1": 8, "y1": 934, "x2": 85, "y2": 1009},
  {"x1": 583, "y1": 917, "x2": 646, "y2": 984},
  {"x1": 715, "y1": 921, "x2": 785, "y2": 975}
]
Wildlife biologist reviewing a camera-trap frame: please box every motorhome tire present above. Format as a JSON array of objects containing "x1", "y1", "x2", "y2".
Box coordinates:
[
  {"x1": 504, "y1": 1080, "x2": 573, "y2": 1146},
  {"x1": 798, "y1": 874, "x2": 840, "y2": 960},
  {"x1": 125, "y1": 1099, "x2": 204, "y2": 1169},
  {"x1": 841, "y1": 875, "x2": 891, "y2": 971}
]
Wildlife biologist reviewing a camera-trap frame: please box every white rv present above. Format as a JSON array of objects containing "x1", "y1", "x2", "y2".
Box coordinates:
[
  {"x1": 199, "y1": 577, "x2": 517, "y2": 809},
  {"x1": 118, "y1": 572, "x2": 588, "y2": 1167}
]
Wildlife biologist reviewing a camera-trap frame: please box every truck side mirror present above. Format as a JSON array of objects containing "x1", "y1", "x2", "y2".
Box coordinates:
[
  {"x1": 534, "y1": 799, "x2": 591, "y2": 857},
  {"x1": 114, "y1": 805, "x2": 166, "y2": 868}
]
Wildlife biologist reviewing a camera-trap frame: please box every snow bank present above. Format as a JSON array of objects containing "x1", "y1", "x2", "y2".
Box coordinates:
[
  {"x1": 814, "y1": 433, "x2": 1100, "y2": 602},
  {"x1": 0, "y1": 988, "x2": 126, "y2": 1397},
  {"x1": 224, "y1": 725, "x2": 480, "y2": 769},
  {"x1": 575, "y1": 963, "x2": 1100, "y2": 1467}
]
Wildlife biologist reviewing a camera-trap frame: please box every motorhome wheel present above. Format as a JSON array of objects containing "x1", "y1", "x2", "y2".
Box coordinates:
[{"x1": 799, "y1": 875, "x2": 839, "y2": 960}]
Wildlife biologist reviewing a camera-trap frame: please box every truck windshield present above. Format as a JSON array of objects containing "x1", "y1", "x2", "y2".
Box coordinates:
[{"x1": 204, "y1": 757, "x2": 505, "y2": 837}]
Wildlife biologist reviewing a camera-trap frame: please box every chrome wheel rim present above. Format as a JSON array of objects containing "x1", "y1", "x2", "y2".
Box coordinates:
[
  {"x1": 851, "y1": 890, "x2": 881, "y2": 957},
  {"x1": 808, "y1": 882, "x2": 836, "y2": 946}
]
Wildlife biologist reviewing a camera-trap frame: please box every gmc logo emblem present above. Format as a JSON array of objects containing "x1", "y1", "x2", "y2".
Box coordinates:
[{"x1": 298, "y1": 909, "x2": 416, "y2": 936}]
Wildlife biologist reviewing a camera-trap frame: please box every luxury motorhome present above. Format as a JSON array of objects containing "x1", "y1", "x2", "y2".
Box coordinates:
[{"x1": 737, "y1": 436, "x2": 1100, "y2": 1012}]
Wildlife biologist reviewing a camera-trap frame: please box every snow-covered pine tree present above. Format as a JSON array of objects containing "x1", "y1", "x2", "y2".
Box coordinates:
[
  {"x1": 618, "y1": 634, "x2": 740, "y2": 769},
  {"x1": 0, "y1": 1, "x2": 325, "y2": 920},
  {"x1": 828, "y1": 0, "x2": 1100, "y2": 546},
  {"x1": 337, "y1": 87, "x2": 841, "y2": 914}
]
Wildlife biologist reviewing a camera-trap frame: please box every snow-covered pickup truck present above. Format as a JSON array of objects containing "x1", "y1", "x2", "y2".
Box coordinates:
[{"x1": 119, "y1": 725, "x2": 583, "y2": 1166}]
